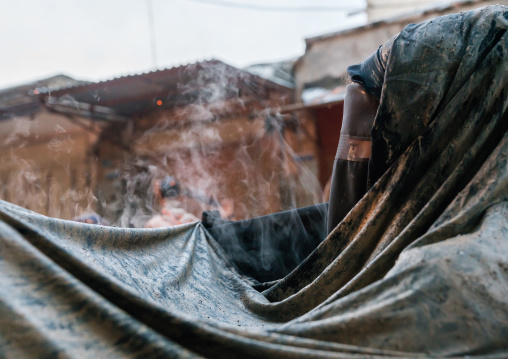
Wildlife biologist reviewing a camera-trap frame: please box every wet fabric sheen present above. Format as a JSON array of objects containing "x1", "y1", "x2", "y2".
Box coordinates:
[
  {"x1": 327, "y1": 83, "x2": 379, "y2": 234},
  {"x1": 1, "y1": 6, "x2": 508, "y2": 358}
]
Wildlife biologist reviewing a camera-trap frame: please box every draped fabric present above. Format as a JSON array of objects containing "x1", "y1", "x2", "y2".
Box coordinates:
[
  {"x1": 326, "y1": 83, "x2": 379, "y2": 234},
  {"x1": 1, "y1": 6, "x2": 508, "y2": 358},
  {"x1": 202, "y1": 203, "x2": 328, "y2": 283},
  {"x1": 347, "y1": 36, "x2": 394, "y2": 99}
]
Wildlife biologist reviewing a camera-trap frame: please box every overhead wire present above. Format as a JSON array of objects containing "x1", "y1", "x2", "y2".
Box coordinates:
[
  {"x1": 187, "y1": 0, "x2": 365, "y2": 13},
  {"x1": 187, "y1": 0, "x2": 444, "y2": 13}
]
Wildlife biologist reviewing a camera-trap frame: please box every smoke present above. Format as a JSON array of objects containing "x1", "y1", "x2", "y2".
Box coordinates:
[
  {"x1": 0, "y1": 62, "x2": 329, "y2": 281},
  {"x1": 88, "y1": 62, "x2": 328, "y2": 279},
  {"x1": 91, "y1": 62, "x2": 317, "y2": 228},
  {"x1": 0, "y1": 111, "x2": 99, "y2": 220},
  {"x1": 0, "y1": 61, "x2": 324, "y2": 238},
  {"x1": 205, "y1": 202, "x2": 329, "y2": 283}
]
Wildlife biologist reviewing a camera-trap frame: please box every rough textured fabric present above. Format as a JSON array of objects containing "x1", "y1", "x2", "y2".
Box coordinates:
[{"x1": 0, "y1": 6, "x2": 507, "y2": 358}]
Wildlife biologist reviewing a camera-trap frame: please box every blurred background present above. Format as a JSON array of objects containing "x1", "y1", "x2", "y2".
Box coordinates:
[
  {"x1": 0, "y1": 0, "x2": 367, "y2": 88},
  {"x1": 1, "y1": 0, "x2": 501, "y2": 227}
]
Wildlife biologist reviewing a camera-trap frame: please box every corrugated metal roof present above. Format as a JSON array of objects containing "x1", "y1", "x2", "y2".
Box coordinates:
[
  {"x1": 39, "y1": 59, "x2": 291, "y2": 117},
  {"x1": 0, "y1": 75, "x2": 89, "y2": 121}
]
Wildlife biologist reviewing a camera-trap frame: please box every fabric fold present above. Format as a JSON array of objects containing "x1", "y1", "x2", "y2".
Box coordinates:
[{"x1": 1, "y1": 5, "x2": 507, "y2": 358}]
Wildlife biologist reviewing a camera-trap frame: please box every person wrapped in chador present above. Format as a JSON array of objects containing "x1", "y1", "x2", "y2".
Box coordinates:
[{"x1": 0, "y1": 6, "x2": 507, "y2": 358}]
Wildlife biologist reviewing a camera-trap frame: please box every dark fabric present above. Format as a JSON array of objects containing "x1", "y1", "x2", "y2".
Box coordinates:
[
  {"x1": 1, "y1": 6, "x2": 508, "y2": 358},
  {"x1": 368, "y1": 8, "x2": 508, "y2": 187},
  {"x1": 327, "y1": 83, "x2": 379, "y2": 234},
  {"x1": 327, "y1": 160, "x2": 369, "y2": 233},
  {"x1": 329, "y1": 37, "x2": 394, "y2": 233},
  {"x1": 202, "y1": 203, "x2": 329, "y2": 283},
  {"x1": 347, "y1": 36, "x2": 394, "y2": 99}
]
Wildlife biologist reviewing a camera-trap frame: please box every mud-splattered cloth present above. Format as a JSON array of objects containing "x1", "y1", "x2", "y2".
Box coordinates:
[{"x1": 1, "y1": 6, "x2": 508, "y2": 358}]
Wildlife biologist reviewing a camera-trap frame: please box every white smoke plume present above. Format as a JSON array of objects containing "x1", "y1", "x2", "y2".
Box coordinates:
[{"x1": 0, "y1": 62, "x2": 324, "y2": 232}]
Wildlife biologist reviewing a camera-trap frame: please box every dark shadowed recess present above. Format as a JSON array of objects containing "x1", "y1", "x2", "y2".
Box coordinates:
[{"x1": 202, "y1": 203, "x2": 328, "y2": 283}]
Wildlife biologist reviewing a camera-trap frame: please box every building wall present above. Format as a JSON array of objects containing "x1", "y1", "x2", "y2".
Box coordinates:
[
  {"x1": 0, "y1": 109, "x2": 99, "y2": 219},
  {"x1": 366, "y1": 0, "x2": 443, "y2": 22},
  {"x1": 0, "y1": 79, "x2": 315, "y2": 224},
  {"x1": 94, "y1": 100, "x2": 322, "y2": 226},
  {"x1": 294, "y1": 0, "x2": 508, "y2": 99},
  {"x1": 312, "y1": 104, "x2": 344, "y2": 187},
  {"x1": 282, "y1": 109, "x2": 322, "y2": 196}
]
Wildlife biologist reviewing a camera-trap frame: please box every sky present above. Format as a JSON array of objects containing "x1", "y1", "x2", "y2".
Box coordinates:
[{"x1": 0, "y1": 0, "x2": 366, "y2": 89}]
